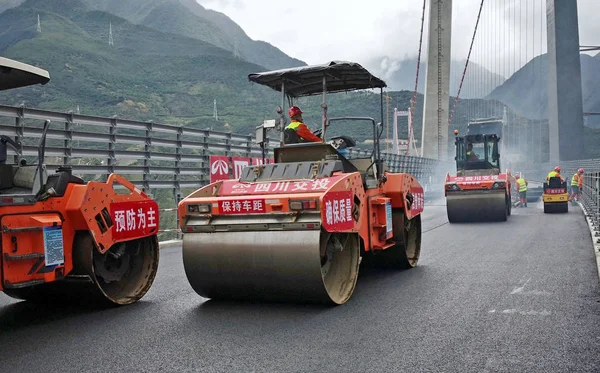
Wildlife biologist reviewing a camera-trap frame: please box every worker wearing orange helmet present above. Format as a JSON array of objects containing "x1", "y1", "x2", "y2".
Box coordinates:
[
  {"x1": 283, "y1": 106, "x2": 322, "y2": 144},
  {"x1": 546, "y1": 166, "x2": 564, "y2": 182},
  {"x1": 515, "y1": 174, "x2": 528, "y2": 207},
  {"x1": 466, "y1": 143, "x2": 479, "y2": 161},
  {"x1": 569, "y1": 168, "x2": 584, "y2": 202}
]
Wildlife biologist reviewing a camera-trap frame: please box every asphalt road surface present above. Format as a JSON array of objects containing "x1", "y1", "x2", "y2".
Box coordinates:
[{"x1": 1, "y1": 201, "x2": 599, "y2": 372}]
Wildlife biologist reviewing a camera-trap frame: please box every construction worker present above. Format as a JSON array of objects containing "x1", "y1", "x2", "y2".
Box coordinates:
[
  {"x1": 515, "y1": 174, "x2": 528, "y2": 207},
  {"x1": 466, "y1": 143, "x2": 479, "y2": 161},
  {"x1": 546, "y1": 166, "x2": 564, "y2": 182},
  {"x1": 283, "y1": 106, "x2": 322, "y2": 144},
  {"x1": 569, "y1": 168, "x2": 584, "y2": 202}
]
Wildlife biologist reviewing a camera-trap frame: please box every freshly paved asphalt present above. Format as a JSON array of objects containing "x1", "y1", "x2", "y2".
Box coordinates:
[{"x1": 1, "y1": 200, "x2": 599, "y2": 372}]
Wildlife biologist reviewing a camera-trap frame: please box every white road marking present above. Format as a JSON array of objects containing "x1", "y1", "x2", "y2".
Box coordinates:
[
  {"x1": 498, "y1": 309, "x2": 551, "y2": 316},
  {"x1": 510, "y1": 277, "x2": 531, "y2": 294},
  {"x1": 510, "y1": 277, "x2": 551, "y2": 296}
]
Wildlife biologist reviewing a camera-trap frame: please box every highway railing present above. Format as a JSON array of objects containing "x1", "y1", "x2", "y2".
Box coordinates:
[{"x1": 581, "y1": 171, "x2": 600, "y2": 233}]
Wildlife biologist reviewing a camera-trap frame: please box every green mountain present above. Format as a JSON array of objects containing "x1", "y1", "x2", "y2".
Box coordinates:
[
  {"x1": 0, "y1": 0, "x2": 22, "y2": 14},
  {"x1": 78, "y1": 0, "x2": 305, "y2": 70},
  {"x1": 0, "y1": 0, "x2": 305, "y2": 70},
  {"x1": 1, "y1": 0, "x2": 599, "y2": 159},
  {"x1": 0, "y1": 0, "x2": 280, "y2": 128},
  {"x1": 0, "y1": 0, "x2": 422, "y2": 140},
  {"x1": 488, "y1": 53, "x2": 600, "y2": 128}
]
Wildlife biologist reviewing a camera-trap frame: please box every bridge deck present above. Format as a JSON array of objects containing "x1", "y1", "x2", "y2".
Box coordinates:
[{"x1": 1, "y1": 202, "x2": 599, "y2": 372}]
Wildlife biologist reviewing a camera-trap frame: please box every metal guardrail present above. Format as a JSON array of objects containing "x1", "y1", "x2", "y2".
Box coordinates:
[
  {"x1": 0, "y1": 104, "x2": 450, "y2": 241},
  {"x1": 558, "y1": 160, "x2": 600, "y2": 237},
  {"x1": 581, "y1": 172, "x2": 600, "y2": 233},
  {"x1": 0, "y1": 105, "x2": 276, "y2": 191}
]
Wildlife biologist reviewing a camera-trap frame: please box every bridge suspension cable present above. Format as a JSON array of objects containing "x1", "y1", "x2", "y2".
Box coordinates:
[{"x1": 448, "y1": 0, "x2": 485, "y2": 126}]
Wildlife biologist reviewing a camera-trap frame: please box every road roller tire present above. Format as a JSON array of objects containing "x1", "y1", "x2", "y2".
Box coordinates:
[
  {"x1": 543, "y1": 202, "x2": 568, "y2": 214},
  {"x1": 446, "y1": 204, "x2": 460, "y2": 223},
  {"x1": 500, "y1": 194, "x2": 508, "y2": 222},
  {"x1": 362, "y1": 210, "x2": 421, "y2": 270},
  {"x1": 559, "y1": 202, "x2": 569, "y2": 213},
  {"x1": 446, "y1": 192, "x2": 507, "y2": 223},
  {"x1": 507, "y1": 194, "x2": 512, "y2": 216},
  {"x1": 3, "y1": 233, "x2": 159, "y2": 306},
  {"x1": 182, "y1": 229, "x2": 360, "y2": 305}
]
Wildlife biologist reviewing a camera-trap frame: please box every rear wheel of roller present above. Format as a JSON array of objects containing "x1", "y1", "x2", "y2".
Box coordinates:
[
  {"x1": 363, "y1": 210, "x2": 422, "y2": 269},
  {"x1": 89, "y1": 235, "x2": 159, "y2": 305},
  {"x1": 3, "y1": 233, "x2": 159, "y2": 306},
  {"x1": 319, "y1": 231, "x2": 361, "y2": 305}
]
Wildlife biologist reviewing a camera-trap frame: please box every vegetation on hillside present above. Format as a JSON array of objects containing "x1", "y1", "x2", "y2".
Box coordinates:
[{"x1": 489, "y1": 53, "x2": 600, "y2": 128}]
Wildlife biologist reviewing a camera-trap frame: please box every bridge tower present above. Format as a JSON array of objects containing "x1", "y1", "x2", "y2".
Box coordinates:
[
  {"x1": 546, "y1": 0, "x2": 585, "y2": 161},
  {"x1": 421, "y1": 0, "x2": 452, "y2": 160}
]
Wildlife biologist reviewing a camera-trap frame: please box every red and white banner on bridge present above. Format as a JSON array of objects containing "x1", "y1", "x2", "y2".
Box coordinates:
[{"x1": 210, "y1": 155, "x2": 275, "y2": 183}]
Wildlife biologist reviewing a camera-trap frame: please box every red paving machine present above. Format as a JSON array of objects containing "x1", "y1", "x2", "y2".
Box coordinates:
[
  {"x1": 0, "y1": 57, "x2": 160, "y2": 305},
  {"x1": 178, "y1": 61, "x2": 425, "y2": 305},
  {"x1": 445, "y1": 131, "x2": 512, "y2": 223}
]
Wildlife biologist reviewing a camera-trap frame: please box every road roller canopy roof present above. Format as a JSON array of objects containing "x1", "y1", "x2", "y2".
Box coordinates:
[
  {"x1": 0, "y1": 57, "x2": 50, "y2": 91},
  {"x1": 248, "y1": 61, "x2": 387, "y2": 97},
  {"x1": 457, "y1": 134, "x2": 500, "y2": 143}
]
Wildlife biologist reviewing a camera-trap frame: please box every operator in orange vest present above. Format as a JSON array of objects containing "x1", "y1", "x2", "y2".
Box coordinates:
[
  {"x1": 283, "y1": 106, "x2": 322, "y2": 144},
  {"x1": 569, "y1": 168, "x2": 584, "y2": 201}
]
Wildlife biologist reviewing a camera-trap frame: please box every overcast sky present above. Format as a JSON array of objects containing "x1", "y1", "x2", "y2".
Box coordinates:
[{"x1": 198, "y1": 0, "x2": 599, "y2": 76}]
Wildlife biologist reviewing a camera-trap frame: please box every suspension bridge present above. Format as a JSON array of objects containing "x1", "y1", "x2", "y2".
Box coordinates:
[{"x1": 0, "y1": 1, "x2": 599, "y2": 372}]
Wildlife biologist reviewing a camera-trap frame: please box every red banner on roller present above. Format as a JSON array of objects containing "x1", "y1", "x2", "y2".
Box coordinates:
[
  {"x1": 321, "y1": 191, "x2": 354, "y2": 231},
  {"x1": 209, "y1": 156, "x2": 275, "y2": 183},
  {"x1": 209, "y1": 156, "x2": 230, "y2": 183},
  {"x1": 111, "y1": 200, "x2": 159, "y2": 240},
  {"x1": 217, "y1": 199, "x2": 266, "y2": 214},
  {"x1": 410, "y1": 186, "x2": 425, "y2": 214},
  {"x1": 218, "y1": 175, "x2": 345, "y2": 196}
]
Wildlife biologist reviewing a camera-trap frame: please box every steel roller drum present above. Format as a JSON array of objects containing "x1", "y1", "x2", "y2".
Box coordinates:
[
  {"x1": 182, "y1": 229, "x2": 360, "y2": 304},
  {"x1": 446, "y1": 191, "x2": 507, "y2": 222}
]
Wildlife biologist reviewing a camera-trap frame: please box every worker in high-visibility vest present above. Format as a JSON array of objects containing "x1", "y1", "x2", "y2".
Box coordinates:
[
  {"x1": 283, "y1": 106, "x2": 322, "y2": 144},
  {"x1": 515, "y1": 174, "x2": 528, "y2": 207},
  {"x1": 466, "y1": 143, "x2": 479, "y2": 161},
  {"x1": 569, "y1": 168, "x2": 584, "y2": 201},
  {"x1": 546, "y1": 166, "x2": 564, "y2": 182}
]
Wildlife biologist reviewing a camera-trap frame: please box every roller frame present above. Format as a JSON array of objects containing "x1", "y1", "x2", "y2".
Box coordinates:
[
  {"x1": 180, "y1": 61, "x2": 425, "y2": 305},
  {"x1": 542, "y1": 193, "x2": 569, "y2": 214},
  {"x1": 0, "y1": 173, "x2": 160, "y2": 306},
  {"x1": 178, "y1": 170, "x2": 424, "y2": 305}
]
